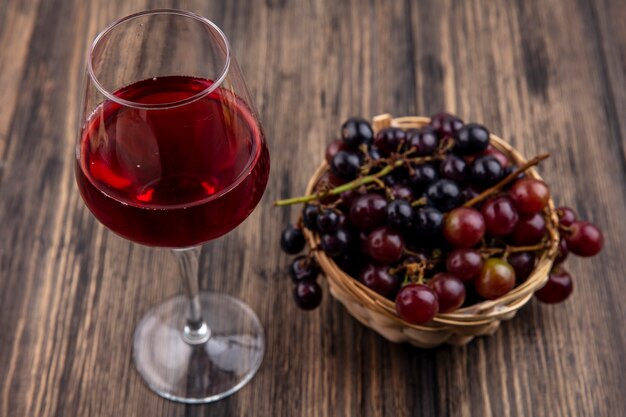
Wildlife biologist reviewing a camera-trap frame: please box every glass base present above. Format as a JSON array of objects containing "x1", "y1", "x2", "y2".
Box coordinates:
[{"x1": 132, "y1": 292, "x2": 265, "y2": 403}]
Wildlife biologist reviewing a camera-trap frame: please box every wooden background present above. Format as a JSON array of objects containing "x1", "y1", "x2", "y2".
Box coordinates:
[{"x1": 1, "y1": 0, "x2": 625, "y2": 416}]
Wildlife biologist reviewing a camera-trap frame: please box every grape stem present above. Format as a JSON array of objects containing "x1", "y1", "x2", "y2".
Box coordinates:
[
  {"x1": 463, "y1": 153, "x2": 550, "y2": 208},
  {"x1": 480, "y1": 242, "x2": 549, "y2": 256},
  {"x1": 274, "y1": 155, "x2": 434, "y2": 206}
]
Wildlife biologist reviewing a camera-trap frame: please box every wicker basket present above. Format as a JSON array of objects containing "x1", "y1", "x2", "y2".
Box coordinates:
[{"x1": 303, "y1": 114, "x2": 560, "y2": 347}]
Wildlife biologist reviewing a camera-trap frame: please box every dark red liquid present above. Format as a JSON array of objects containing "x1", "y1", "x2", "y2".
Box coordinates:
[{"x1": 76, "y1": 76, "x2": 270, "y2": 247}]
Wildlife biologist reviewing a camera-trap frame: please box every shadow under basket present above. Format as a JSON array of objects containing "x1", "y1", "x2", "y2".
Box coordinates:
[{"x1": 303, "y1": 114, "x2": 560, "y2": 348}]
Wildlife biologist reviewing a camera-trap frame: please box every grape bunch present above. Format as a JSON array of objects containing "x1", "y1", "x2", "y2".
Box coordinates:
[{"x1": 277, "y1": 113, "x2": 604, "y2": 323}]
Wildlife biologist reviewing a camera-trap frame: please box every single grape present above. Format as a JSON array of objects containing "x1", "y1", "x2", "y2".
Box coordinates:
[
  {"x1": 320, "y1": 228, "x2": 352, "y2": 257},
  {"x1": 387, "y1": 199, "x2": 414, "y2": 230},
  {"x1": 535, "y1": 268, "x2": 573, "y2": 303},
  {"x1": 556, "y1": 206, "x2": 577, "y2": 227},
  {"x1": 341, "y1": 117, "x2": 374, "y2": 148},
  {"x1": 294, "y1": 281, "x2": 323, "y2": 310},
  {"x1": 460, "y1": 187, "x2": 480, "y2": 204},
  {"x1": 440, "y1": 155, "x2": 469, "y2": 182},
  {"x1": 475, "y1": 258, "x2": 516, "y2": 300},
  {"x1": 302, "y1": 204, "x2": 320, "y2": 231},
  {"x1": 316, "y1": 209, "x2": 341, "y2": 233},
  {"x1": 395, "y1": 284, "x2": 439, "y2": 324},
  {"x1": 510, "y1": 213, "x2": 546, "y2": 245},
  {"x1": 358, "y1": 264, "x2": 400, "y2": 298},
  {"x1": 391, "y1": 184, "x2": 414, "y2": 201},
  {"x1": 429, "y1": 112, "x2": 464, "y2": 138},
  {"x1": 349, "y1": 193, "x2": 388, "y2": 231},
  {"x1": 480, "y1": 146, "x2": 509, "y2": 167},
  {"x1": 330, "y1": 150, "x2": 362, "y2": 180},
  {"x1": 481, "y1": 196, "x2": 519, "y2": 236},
  {"x1": 407, "y1": 127, "x2": 439, "y2": 156},
  {"x1": 413, "y1": 207, "x2": 444, "y2": 236},
  {"x1": 365, "y1": 227, "x2": 405, "y2": 263},
  {"x1": 554, "y1": 238, "x2": 569, "y2": 264},
  {"x1": 410, "y1": 163, "x2": 439, "y2": 190},
  {"x1": 509, "y1": 178, "x2": 550, "y2": 214},
  {"x1": 507, "y1": 252, "x2": 536, "y2": 283},
  {"x1": 374, "y1": 127, "x2": 407, "y2": 155},
  {"x1": 325, "y1": 138, "x2": 347, "y2": 163},
  {"x1": 426, "y1": 179, "x2": 461, "y2": 212},
  {"x1": 470, "y1": 155, "x2": 504, "y2": 188},
  {"x1": 280, "y1": 225, "x2": 306, "y2": 254},
  {"x1": 289, "y1": 255, "x2": 320, "y2": 283},
  {"x1": 454, "y1": 123, "x2": 490, "y2": 155},
  {"x1": 565, "y1": 221, "x2": 603, "y2": 257},
  {"x1": 446, "y1": 248, "x2": 483, "y2": 282},
  {"x1": 443, "y1": 207, "x2": 486, "y2": 248},
  {"x1": 428, "y1": 273, "x2": 466, "y2": 313}
]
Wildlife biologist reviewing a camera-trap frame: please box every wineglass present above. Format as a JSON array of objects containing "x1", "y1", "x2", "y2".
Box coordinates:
[{"x1": 74, "y1": 9, "x2": 270, "y2": 403}]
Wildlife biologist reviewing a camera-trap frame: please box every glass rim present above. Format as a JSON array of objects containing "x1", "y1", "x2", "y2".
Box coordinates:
[{"x1": 87, "y1": 9, "x2": 232, "y2": 110}]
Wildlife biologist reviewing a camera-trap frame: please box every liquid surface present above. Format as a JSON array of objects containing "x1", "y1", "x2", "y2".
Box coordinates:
[{"x1": 76, "y1": 76, "x2": 270, "y2": 247}]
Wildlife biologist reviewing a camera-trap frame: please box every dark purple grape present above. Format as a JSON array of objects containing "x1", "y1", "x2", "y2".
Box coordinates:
[
  {"x1": 280, "y1": 225, "x2": 305, "y2": 254},
  {"x1": 368, "y1": 146, "x2": 382, "y2": 161},
  {"x1": 325, "y1": 139, "x2": 347, "y2": 163},
  {"x1": 358, "y1": 264, "x2": 400, "y2": 298},
  {"x1": 374, "y1": 127, "x2": 407, "y2": 155},
  {"x1": 470, "y1": 155, "x2": 504, "y2": 188},
  {"x1": 535, "y1": 268, "x2": 573, "y2": 304},
  {"x1": 407, "y1": 127, "x2": 439, "y2": 156},
  {"x1": 454, "y1": 123, "x2": 490, "y2": 155},
  {"x1": 409, "y1": 163, "x2": 439, "y2": 189},
  {"x1": 341, "y1": 117, "x2": 374, "y2": 148},
  {"x1": 413, "y1": 207, "x2": 444, "y2": 236},
  {"x1": 316, "y1": 209, "x2": 341, "y2": 233},
  {"x1": 302, "y1": 204, "x2": 319, "y2": 231},
  {"x1": 460, "y1": 187, "x2": 480, "y2": 204},
  {"x1": 387, "y1": 199, "x2": 414, "y2": 230},
  {"x1": 507, "y1": 251, "x2": 536, "y2": 283},
  {"x1": 349, "y1": 193, "x2": 388, "y2": 231},
  {"x1": 391, "y1": 184, "x2": 414, "y2": 201},
  {"x1": 294, "y1": 281, "x2": 323, "y2": 310},
  {"x1": 430, "y1": 112, "x2": 464, "y2": 138},
  {"x1": 289, "y1": 255, "x2": 320, "y2": 283},
  {"x1": 426, "y1": 179, "x2": 461, "y2": 212},
  {"x1": 440, "y1": 155, "x2": 468, "y2": 182},
  {"x1": 330, "y1": 150, "x2": 362, "y2": 180},
  {"x1": 320, "y1": 228, "x2": 352, "y2": 257},
  {"x1": 554, "y1": 238, "x2": 569, "y2": 265}
]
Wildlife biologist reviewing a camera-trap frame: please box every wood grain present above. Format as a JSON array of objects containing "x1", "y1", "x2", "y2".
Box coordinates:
[{"x1": 0, "y1": 0, "x2": 624, "y2": 416}]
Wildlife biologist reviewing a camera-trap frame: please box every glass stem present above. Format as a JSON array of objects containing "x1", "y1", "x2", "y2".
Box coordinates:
[{"x1": 172, "y1": 246, "x2": 210, "y2": 345}]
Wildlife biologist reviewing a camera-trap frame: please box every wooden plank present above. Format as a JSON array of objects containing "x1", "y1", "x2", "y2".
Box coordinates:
[{"x1": 0, "y1": 0, "x2": 623, "y2": 416}]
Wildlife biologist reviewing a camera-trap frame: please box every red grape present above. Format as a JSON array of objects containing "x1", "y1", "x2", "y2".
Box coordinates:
[
  {"x1": 443, "y1": 207, "x2": 486, "y2": 248},
  {"x1": 480, "y1": 146, "x2": 509, "y2": 167},
  {"x1": 507, "y1": 251, "x2": 536, "y2": 283},
  {"x1": 446, "y1": 248, "x2": 483, "y2": 281},
  {"x1": 510, "y1": 213, "x2": 546, "y2": 245},
  {"x1": 509, "y1": 178, "x2": 550, "y2": 214},
  {"x1": 349, "y1": 193, "x2": 388, "y2": 231},
  {"x1": 395, "y1": 284, "x2": 439, "y2": 324},
  {"x1": 556, "y1": 206, "x2": 577, "y2": 227},
  {"x1": 365, "y1": 227, "x2": 405, "y2": 263},
  {"x1": 293, "y1": 281, "x2": 323, "y2": 310},
  {"x1": 325, "y1": 138, "x2": 347, "y2": 163},
  {"x1": 481, "y1": 196, "x2": 519, "y2": 236},
  {"x1": 358, "y1": 264, "x2": 400, "y2": 298},
  {"x1": 428, "y1": 273, "x2": 466, "y2": 313},
  {"x1": 565, "y1": 221, "x2": 603, "y2": 257},
  {"x1": 475, "y1": 258, "x2": 516, "y2": 299},
  {"x1": 535, "y1": 268, "x2": 573, "y2": 303}
]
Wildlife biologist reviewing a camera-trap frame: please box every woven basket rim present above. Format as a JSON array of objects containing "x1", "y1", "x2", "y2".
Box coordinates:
[{"x1": 304, "y1": 114, "x2": 560, "y2": 330}]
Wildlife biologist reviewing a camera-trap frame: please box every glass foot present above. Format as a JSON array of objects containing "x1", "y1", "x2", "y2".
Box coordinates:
[{"x1": 132, "y1": 292, "x2": 265, "y2": 403}]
